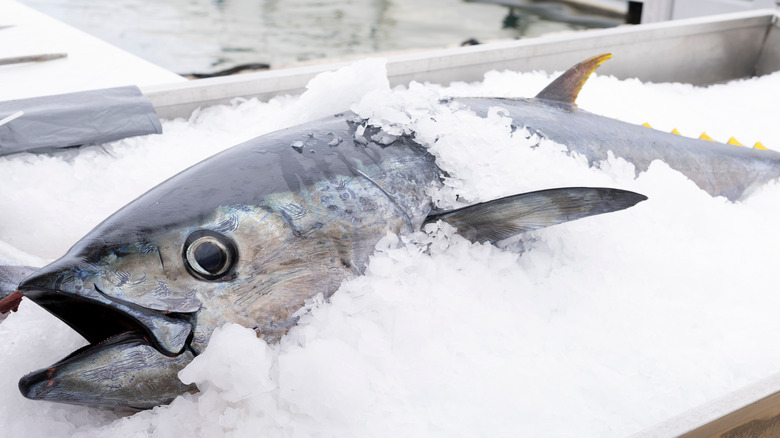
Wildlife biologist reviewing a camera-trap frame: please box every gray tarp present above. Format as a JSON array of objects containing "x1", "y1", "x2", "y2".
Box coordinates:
[{"x1": 0, "y1": 86, "x2": 162, "y2": 156}]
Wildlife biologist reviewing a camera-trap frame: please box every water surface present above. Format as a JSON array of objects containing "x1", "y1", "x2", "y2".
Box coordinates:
[{"x1": 19, "y1": 0, "x2": 620, "y2": 75}]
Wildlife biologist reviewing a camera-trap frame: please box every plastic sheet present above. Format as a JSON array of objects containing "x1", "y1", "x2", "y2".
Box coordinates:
[{"x1": 0, "y1": 86, "x2": 162, "y2": 156}]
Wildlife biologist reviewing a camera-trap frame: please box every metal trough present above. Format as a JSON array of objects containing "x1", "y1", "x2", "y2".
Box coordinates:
[
  {"x1": 631, "y1": 372, "x2": 780, "y2": 437},
  {"x1": 140, "y1": 10, "x2": 780, "y2": 437}
]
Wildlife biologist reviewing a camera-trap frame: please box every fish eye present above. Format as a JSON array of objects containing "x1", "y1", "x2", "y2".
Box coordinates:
[{"x1": 183, "y1": 230, "x2": 237, "y2": 280}]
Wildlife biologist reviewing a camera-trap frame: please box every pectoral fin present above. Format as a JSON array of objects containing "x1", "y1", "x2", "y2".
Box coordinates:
[{"x1": 425, "y1": 187, "x2": 647, "y2": 243}]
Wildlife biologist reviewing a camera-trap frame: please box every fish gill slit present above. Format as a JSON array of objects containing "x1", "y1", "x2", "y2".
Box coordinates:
[{"x1": 354, "y1": 168, "x2": 414, "y2": 233}]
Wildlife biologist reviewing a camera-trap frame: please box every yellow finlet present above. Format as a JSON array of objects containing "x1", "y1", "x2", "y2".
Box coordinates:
[
  {"x1": 699, "y1": 132, "x2": 715, "y2": 142},
  {"x1": 640, "y1": 121, "x2": 766, "y2": 149},
  {"x1": 727, "y1": 137, "x2": 744, "y2": 146}
]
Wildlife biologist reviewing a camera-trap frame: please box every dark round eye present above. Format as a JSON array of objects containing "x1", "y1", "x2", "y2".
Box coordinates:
[{"x1": 183, "y1": 230, "x2": 237, "y2": 280}]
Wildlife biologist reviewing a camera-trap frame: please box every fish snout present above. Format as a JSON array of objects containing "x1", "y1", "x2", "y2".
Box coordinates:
[{"x1": 17, "y1": 257, "x2": 91, "y2": 300}]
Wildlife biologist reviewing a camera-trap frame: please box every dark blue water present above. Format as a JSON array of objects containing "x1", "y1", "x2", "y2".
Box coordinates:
[{"x1": 20, "y1": 0, "x2": 624, "y2": 74}]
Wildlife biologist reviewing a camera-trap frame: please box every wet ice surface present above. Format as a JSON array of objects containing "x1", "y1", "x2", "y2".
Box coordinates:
[{"x1": 2, "y1": 59, "x2": 780, "y2": 437}]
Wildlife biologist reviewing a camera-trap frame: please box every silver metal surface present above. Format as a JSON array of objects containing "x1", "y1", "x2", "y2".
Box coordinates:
[
  {"x1": 641, "y1": 0, "x2": 778, "y2": 23},
  {"x1": 756, "y1": 12, "x2": 780, "y2": 75},
  {"x1": 629, "y1": 372, "x2": 780, "y2": 437},
  {"x1": 142, "y1": 9, "x2": 780, "y2": 120}
]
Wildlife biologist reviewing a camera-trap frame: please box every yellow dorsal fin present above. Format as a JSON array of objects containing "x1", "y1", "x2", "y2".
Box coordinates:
[
  {"x1": 727, "y1": 137, "x2": 743, "y2": 146},
  {"x1": 642, "y1": 122, "x2": 652, "y2": 128},
  {"x1": 671, "y1": 128, "x2": 681, "y2": 135},
  {"x1": 699, "y1": 132, "x2": 715, "y2": 142},
  {"x1": 535, "y1": 54, "x2": 612, "y2": 106},
  {"x1": 754, "y1": 142, "x2": 767, "y2": 150}
]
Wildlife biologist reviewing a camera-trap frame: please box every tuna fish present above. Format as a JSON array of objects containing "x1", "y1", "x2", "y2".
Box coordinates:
[{"x1": 20, "y1": 53, "x2": 769, "y2": 410}]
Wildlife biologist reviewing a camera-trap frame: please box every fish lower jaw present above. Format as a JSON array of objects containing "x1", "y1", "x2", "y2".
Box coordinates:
[
  {"x1": 18, "y1": 331, "x2": 148, "y2": 403},
  {"x1": 18, "y1": 330, "x2": 197, "y2": 409},
  {"x1": 16, "y1": 285, "x2": 199, "y2": 408}
]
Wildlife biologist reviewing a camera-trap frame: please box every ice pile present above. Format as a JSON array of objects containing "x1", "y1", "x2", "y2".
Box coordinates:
[{"x1": 1, "y1": 59, "x2": 780, "y2": 438}]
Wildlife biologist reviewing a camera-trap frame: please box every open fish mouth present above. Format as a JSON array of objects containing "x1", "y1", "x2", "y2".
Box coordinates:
[
  {"x1": 21, "y1": 285, "x2": 155, "y2": 347},
  {"x1": 16, "y1": 282, "x2": 198, "y2": 409}
]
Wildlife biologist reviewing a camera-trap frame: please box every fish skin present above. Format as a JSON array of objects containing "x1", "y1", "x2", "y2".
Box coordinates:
[{"x1": 457, "y1": 95, "x2": 780, "y2": 202}]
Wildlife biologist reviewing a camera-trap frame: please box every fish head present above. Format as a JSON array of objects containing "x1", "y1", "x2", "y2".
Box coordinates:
[
  {"x1": 15, "y1": 204, "x2": 249, "y2": 408},
  {"x1": 19, "y1": 197, "x2": 324, "y2": 408},
  {"x1": 15, "y1": 114, "x2": 438, "y2": 409},
  {"x1": 16, "y1": 179, "x2": 370, "y2": 408},
  {"x1": 15, "y1": 185, "x2": 336, "y2": 409}
]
